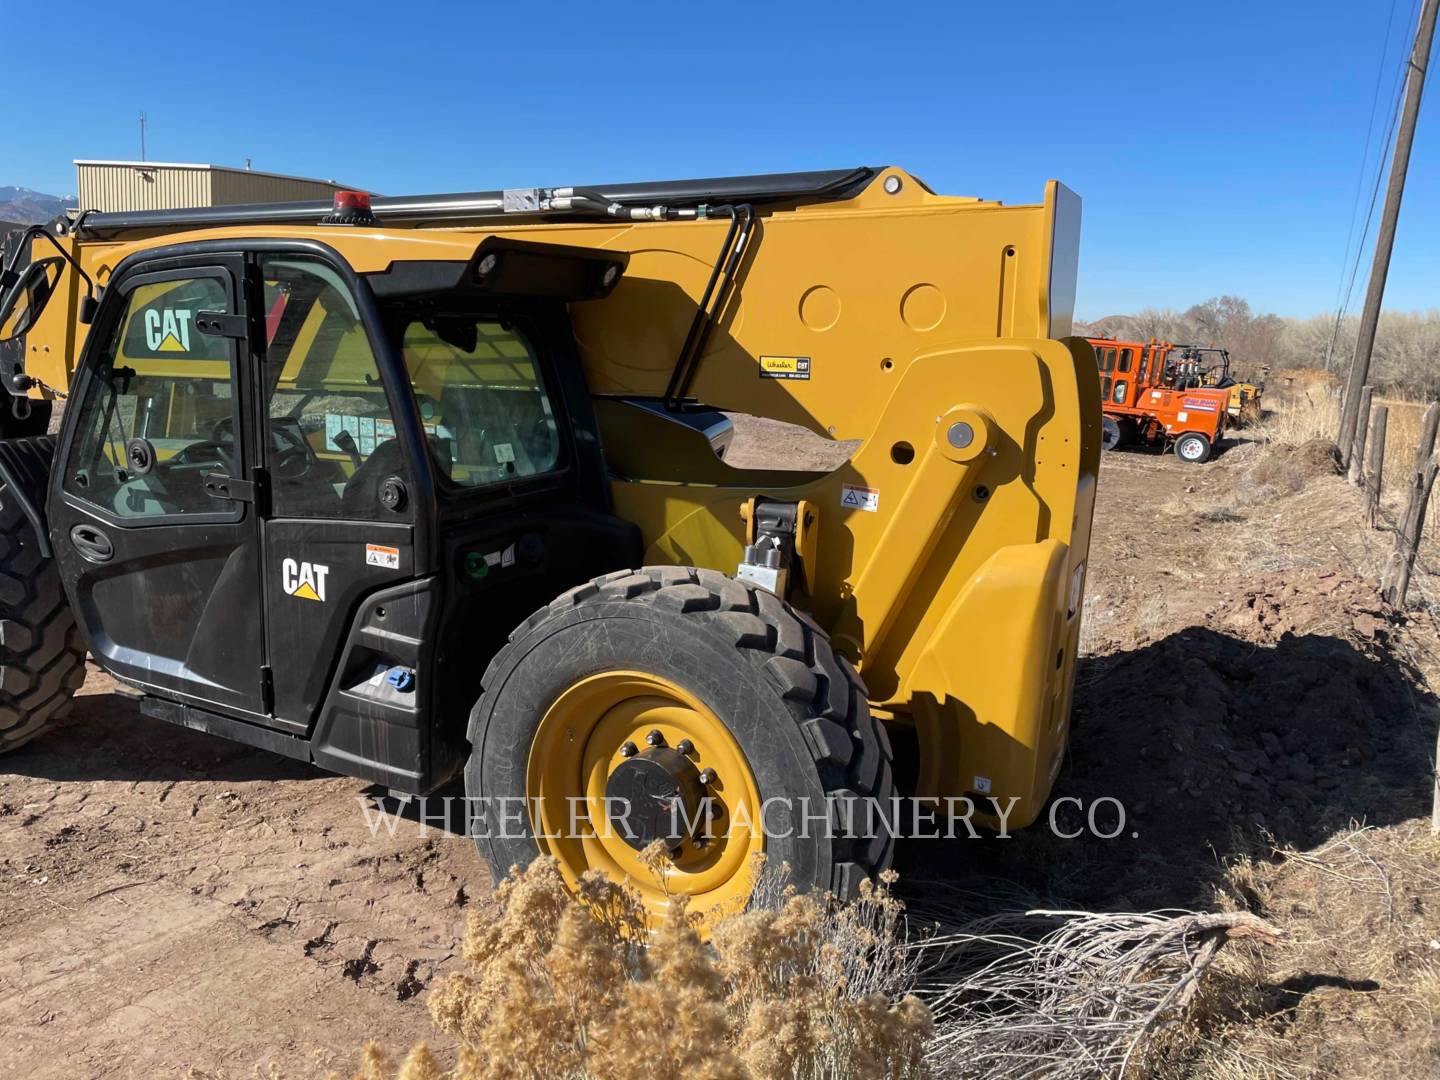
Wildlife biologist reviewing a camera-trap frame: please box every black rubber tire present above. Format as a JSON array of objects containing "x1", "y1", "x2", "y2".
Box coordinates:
[
  {"x1": 0, "y1": 480, "x2": 86, "y2": 753},
  {"x1": 1101, "y1": 415, "x2": 1122, "y2": 451},
  {"x1": 465, "y1": 566, "x2": 895, "y2": 900},
  {"x1": 1174, "y1": 432, "x2": 1213, "y2": 463}
]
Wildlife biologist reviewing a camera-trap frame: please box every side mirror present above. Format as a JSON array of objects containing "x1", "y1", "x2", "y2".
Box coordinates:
[{"x1": 0, "y1": 257, "x2": 64, "y2": 342}]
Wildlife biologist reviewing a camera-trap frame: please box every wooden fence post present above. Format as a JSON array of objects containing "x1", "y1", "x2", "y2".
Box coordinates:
[
  {"x1": 1348, "y1": 386, "x2": 1374, "y2": 486},
  {"x1": 1364, "y1": 406, "x2": 1388, "y2": 527},
  {"x1": 1382, "y1": 401, "x2": 1440, "y2": 605}
]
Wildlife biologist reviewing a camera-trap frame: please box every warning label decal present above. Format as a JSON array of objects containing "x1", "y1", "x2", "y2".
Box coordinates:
[
  {"x1": 841, "y1": 485, "x2": 880, "y2": 513},
  {"x1": 759, "y1": 355, "x2": 812, "y2": 380},
  {"x1": 365, "y1": 543, "x2": 401, "y2": 570}
]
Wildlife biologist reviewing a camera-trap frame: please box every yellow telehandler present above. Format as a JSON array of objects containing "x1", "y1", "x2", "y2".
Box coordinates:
[{"x1": 0, "y1": 167, "x2": 1098, "y2": 918}]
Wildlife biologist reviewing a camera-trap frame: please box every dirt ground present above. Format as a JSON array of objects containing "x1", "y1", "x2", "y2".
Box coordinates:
[{"x1": 3, "y1": 421, "x2": 1438, "y2": 1076}]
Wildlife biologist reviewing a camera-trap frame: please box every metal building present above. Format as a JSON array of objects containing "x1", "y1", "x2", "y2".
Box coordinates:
[{"x1": 74, "y1": 160, "x2": 361, "y2": 214}]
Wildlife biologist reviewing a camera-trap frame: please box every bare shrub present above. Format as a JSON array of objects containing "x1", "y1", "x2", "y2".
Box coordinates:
[
  {"x1": 1079, "y1": 301, "x2": 1440, "y2": 400},
  {"x1": 917, "y1": 909, "x2": 1280, "y2": 1079},
  {"x1": 335, "y1": 856, "x2": 929, "y2": 1080},
  {"x1": 327, "y1": 854, "x2": 1282, "y2": 1080}
]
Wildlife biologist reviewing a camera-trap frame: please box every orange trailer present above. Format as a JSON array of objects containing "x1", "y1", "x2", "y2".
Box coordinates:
[{"x1": 1087, "y1": 338, "x2": 1228, "y2": 463}]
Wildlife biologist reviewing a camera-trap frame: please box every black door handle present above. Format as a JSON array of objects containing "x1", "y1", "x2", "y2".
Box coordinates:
[{"x1": 70, "y1": 524, "x2": 114, "y2": 563}]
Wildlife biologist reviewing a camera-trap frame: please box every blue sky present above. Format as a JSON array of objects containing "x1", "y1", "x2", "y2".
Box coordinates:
[{"x1": 5, "y1": 0, "x2": 1435, "y2": 319}]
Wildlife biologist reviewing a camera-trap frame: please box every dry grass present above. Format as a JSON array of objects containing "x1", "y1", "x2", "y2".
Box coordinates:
[
  {"x1": 1243, "y1": 388, "x2": 1440, "y2": 613},
  {"x1": 1154, "y1": 823, "x2": 1440, "y2": 1079},
  {"x1": 1253, "y1": 384, "x2": 1433, "y2": 504}
]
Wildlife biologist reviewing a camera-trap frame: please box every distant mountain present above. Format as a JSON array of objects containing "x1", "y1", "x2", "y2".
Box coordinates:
[{"x1": 0, "y1": 187, "x2": 77, "y2": 225}]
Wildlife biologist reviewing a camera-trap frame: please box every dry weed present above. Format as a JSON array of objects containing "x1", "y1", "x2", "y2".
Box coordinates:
[{"x1": 336, "y1": 856, "x2": 929, "y2": 1080}]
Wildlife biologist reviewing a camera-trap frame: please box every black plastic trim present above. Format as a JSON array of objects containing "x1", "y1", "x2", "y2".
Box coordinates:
[{"x1": 139, "y1": 694, "x2": 310, "y2": 761}]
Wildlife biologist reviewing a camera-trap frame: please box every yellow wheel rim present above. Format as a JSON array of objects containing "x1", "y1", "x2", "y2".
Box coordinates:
[{"x1": 526, "y1": 670, "x2": 763, "y2": 923}]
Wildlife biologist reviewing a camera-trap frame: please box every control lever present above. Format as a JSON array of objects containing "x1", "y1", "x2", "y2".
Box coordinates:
[{"x1": 332, "y1": 429, "x2": 363, "y2": 469}]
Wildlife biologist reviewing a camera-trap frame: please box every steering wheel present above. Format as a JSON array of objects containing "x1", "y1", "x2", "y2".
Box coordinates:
[
  {"x1": 267, "y1": 419, "x2": 317, "y2": 480},
  {"x1": 170, "y1": 438, "x2": 235, "y2": 470},
  {"x1": 167, "y1": 415, "x2": 237, "y2": 471},
  {"x1": 171, "y1": 416, "x2": 316, "y2": 480}
]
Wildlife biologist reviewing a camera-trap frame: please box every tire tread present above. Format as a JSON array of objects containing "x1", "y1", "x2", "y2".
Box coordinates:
[
  {"x1": 0, "y1": 482, "x2": 85, "y2": 753},
  {"x1": 472, "y1": 565, "x2": 894, "y2": 894}
]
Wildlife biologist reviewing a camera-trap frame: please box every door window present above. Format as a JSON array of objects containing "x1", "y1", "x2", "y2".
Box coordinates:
[
  {"x1": 259, "y1": 256, "x2": 409, "y2": 519},
  {"x1": 62, "y1": 272, "x2": 239, "y2": 521}
]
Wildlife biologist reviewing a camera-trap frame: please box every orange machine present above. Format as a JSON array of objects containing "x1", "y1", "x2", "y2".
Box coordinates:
[{"x1": 1087, "y1": 338, "x2": 1228, "y2": 463}]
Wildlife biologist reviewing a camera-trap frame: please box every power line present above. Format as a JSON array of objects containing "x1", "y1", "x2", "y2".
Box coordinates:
[
  {"x1": 1336, "y1": 0, "x2": 1439, "y2": 464},
  {"x1": 1330, "y1": 0, "x2": 1401, "y2": 324},
  {"x1": 1325, "y1": 1, "x2": 1415, "y2": 371}
]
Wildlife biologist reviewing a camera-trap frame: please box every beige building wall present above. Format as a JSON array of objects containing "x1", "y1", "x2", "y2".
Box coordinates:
[{"x1": 75, "y1": 161, "x2": 354, "y2": 213}]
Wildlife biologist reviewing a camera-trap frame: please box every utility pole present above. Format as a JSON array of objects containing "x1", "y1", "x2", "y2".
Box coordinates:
[
  {"x1": 1337, "y1": 0, "x2": 1439, "y2": 465},
  {"x1": 139, "y1": 112, "x2": 147, "y2": 161}
]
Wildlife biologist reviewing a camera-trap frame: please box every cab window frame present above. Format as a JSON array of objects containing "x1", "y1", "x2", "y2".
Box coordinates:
[
  {"x1": 258, "y1": 252, "x2": 418, "y2": 523},
  {"x1": 58, "y1": 262, "x2": 245, "y2": 529},
  {"x1": 380, "y1": 303, "x2": 574, "y2": 502}
]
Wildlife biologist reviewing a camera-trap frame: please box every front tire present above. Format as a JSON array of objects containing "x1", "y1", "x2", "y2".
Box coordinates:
[
  {"x1": 1101, "y1": 415, "x2": 1123, "y2": 451},
  {"x1": 0, "y1": 478, "x2": 87, "y2": 753},
  {"x1": 1174, "y1": 432, "x2": 1213, "y2": 463},
  {"x1": 465, "y1": 566, "x2": 894, "y2": 919}
]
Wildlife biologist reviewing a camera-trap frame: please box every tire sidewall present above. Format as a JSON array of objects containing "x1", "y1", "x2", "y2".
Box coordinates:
[{"x1": 466, "y1": 601, "x2": 834, "y2": 891}]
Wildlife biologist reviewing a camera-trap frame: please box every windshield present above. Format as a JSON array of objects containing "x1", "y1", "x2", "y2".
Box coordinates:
[{"x1": 391, "y1": 314, "x2": 562, "y2": 489}]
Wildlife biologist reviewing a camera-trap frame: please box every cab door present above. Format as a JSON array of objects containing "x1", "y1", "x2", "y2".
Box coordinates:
[
  {"x1": 252, "y1": 252, "x2": 420, "y2": 732},
  {"x1": 49, "y1": 254, "x2": 269, "y2": 718},
  {"x1": 1110, "y1": 345, "x2": 1135, "y2": 407}
]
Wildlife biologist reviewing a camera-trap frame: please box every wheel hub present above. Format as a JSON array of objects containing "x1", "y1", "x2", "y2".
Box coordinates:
[
  {"x1": 526, "y1": 670, "x2": 763, "y2": 922},
  {"x1": 604, "y1": 745, "x2": 706, "y2": 852}
]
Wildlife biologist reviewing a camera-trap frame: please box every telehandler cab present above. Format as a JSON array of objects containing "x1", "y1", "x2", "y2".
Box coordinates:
[{"x1": 0, "y1": 168, "x2": 1098, "y2": 918}]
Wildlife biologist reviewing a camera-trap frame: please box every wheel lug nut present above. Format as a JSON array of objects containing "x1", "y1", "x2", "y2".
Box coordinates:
[
  {"x1": 698, "y1": 768, "x2": 718, "y2": 785},
  {"x1": 645, "y1": 729, "x2": 665, "y2": 747},
  {"x1": 619, "y1": 741, "x2": 638, "y2": 758},
  {"x1": 676, "y1": 739, "x2": 694, "y2": 755}
]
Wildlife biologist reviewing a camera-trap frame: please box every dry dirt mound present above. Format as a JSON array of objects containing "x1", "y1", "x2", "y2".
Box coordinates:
[
  {"x1": 1228, "y1": 437, "x2": 1341, "y2": 505},
  {"x1": 928, "y1": 568, "x2": 1433, "y2": 914},
  {"x1": 1212, "y1": 569, "x2": 1391, "y2": 644},
  {"x1": 1065, "y1": 569, "x2": 1427, "y2": 906}
]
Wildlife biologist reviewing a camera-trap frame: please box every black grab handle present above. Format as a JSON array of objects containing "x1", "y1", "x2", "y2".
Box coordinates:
[{"x1": 69, "y1": 523, "x2": 114, "y2": 563}]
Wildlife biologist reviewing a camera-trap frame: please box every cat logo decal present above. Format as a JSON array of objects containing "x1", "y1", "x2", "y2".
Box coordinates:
[{"x1": 281, "y1": 558, "x2": 329, "y2": 602}]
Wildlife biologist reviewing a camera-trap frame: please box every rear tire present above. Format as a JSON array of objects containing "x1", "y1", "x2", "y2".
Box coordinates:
[
  {"x1": 1101, "y1": 415, "x2": 1122, "y2": 451},
  {"x1": 0, "y1": 479, "x2": 86, "y2": 753},
  {"x1": 465, "y1": 566, "x2": 894, "y2": 915},
  {"x1": 1174, "y1": 432, "x2": 1212, "y2": 463}
]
